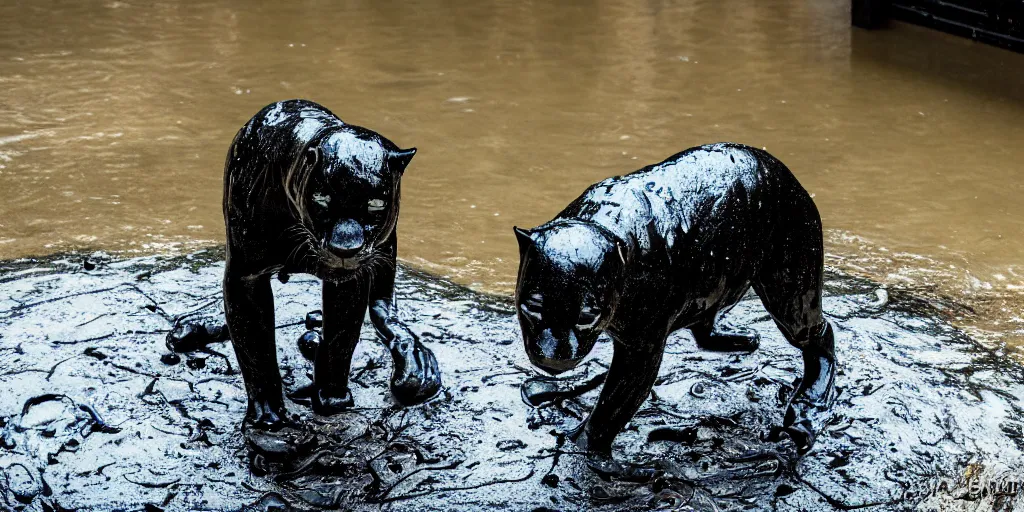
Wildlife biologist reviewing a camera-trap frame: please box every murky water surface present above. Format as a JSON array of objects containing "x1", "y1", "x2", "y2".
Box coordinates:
[{"x1": 1, "y1": 0, "x2": 1022, "y2": 345}]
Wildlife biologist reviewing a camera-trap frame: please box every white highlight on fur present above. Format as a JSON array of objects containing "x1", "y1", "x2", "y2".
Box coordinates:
[
  {"x1": 368, "y1": 198, "x2": 385, "y2": 212},
  {"x1": 313, "y1": 192, "x2": 331, "y2": 208},
  {"x1": 520, "y1": 303, "x2": 542, "y2": 322},
  {"x1": 575, "y1": 310, "x2": 601, "y2": 330},
  {"x1": 520, "y1": 294, "x2": 543, "y2": 322}
]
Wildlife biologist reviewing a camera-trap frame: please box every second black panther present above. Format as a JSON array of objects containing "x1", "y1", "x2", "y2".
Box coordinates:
[{"x1": 514, "y1": 143, "x2": 836, "y2": 455}]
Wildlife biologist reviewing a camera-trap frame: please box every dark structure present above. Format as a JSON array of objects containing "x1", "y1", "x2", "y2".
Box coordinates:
[
  {"x1": 222, "y1": 100, "x2": 441, "y2": 457},
  {"x1": 853, "y1": 0, "x2": 1024, "y2": 52},
  {"x1": 513, "y1": 143, "x2": 835, "y2": 456}
]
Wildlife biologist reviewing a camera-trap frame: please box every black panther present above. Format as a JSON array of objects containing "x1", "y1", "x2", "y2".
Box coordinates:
[
  {"x1": 513, "y1": 143, "x2": 836, "y2": 455},
  {"x1": 223, "y1": 99, "x2": 441, "y2": 456}
]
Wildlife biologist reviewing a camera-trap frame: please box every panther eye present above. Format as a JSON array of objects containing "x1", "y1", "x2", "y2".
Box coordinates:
[
  {"x1": 576, "y1": 307, "x2": 601, "y2": 330},
  {"x1": 368, "y1": 199, "x2": 385, "y2": 212},
  {"x1": 520, "y1": 294, "x2": 543, "y2": 320},
  {"x1": 312, "y1": 192, "x2": 330, "y2": 209}
]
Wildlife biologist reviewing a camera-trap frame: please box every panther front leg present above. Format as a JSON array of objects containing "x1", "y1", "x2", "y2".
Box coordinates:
[
  {"x1": 311, "y1": 277, "x2": 370, "y2": 415},
  {"x1": 571, "y1": 328, "x2": 668, "y2": 456},
  {"x1": 224, "y1": 268, "x2": 286, "y2": 428},
  {"x1": 368, "y1": 231, "x2": 441, "y2": 406},
  {"x1": 224, "y1": 261, "x2": 315, "y2": 458}
]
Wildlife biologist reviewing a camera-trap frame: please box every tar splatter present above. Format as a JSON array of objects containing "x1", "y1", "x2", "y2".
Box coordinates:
[{"x1": 0, "y1": 249, "x2": 1022, "y2": 511}]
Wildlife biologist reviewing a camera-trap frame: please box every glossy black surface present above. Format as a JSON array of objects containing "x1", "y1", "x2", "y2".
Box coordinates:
[
  {"x1": 222, "y1": 100, "x2": 441, "y2": 453},
  {"x1": 514, "y1": 143, "x2": 836, "y2": 455}
]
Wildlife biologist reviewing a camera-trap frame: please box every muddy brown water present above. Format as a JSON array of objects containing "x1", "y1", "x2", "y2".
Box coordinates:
[{"x1": 1, "y1": 0, "x2": 1022, "y2": 347}]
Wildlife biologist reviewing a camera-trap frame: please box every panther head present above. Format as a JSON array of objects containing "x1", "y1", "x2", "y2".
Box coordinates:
[
  {"x1": 513, "y1": 221, "x2": 626, "y2": 374},
  {"x1": 287, "y1": 127, "x2": 415, "y2": 282}
]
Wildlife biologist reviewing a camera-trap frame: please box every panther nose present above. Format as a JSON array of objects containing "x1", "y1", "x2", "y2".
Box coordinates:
[
  {"x1": 328, "y1": 219, "x2": 364, "y2": 258},
  {"x1": 528, "y1": 328, "x2": 583, "y2": 375},
  {"x1": 530, "y1": 355, "x2": 579, "y2": 376}
]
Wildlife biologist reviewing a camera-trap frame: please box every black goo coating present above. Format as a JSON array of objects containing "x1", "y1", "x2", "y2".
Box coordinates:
[
  {"x1": 222, "y1": 100, "x2": 441, "y2": 456},
  {"x1": 514, "y1": 143, "x2": 836, "y2": 455}
]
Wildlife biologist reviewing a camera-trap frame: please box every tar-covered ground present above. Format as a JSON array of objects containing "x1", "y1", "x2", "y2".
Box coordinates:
[{"x1": 1, "y1": 250, "x2": 1022, "y2": 511}]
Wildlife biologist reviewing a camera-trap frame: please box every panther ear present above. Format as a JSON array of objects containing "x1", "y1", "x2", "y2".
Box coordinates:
[
  {"x1": 513, "y1": 226, "x2": 534, "y2": 254},
  {"x1": 388, "y1": 147, "x2": 417, "y2": 174}
]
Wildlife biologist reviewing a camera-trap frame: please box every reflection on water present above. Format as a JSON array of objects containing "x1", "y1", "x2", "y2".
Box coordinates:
[{"x1": 0, "y1": 0, "x2": 1022, "y2": 347}]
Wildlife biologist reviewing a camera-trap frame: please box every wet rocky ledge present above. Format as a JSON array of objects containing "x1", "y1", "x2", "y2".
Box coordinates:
[{"x1": 1, "y1": 249, "x2": 1023, "y2": 511}]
